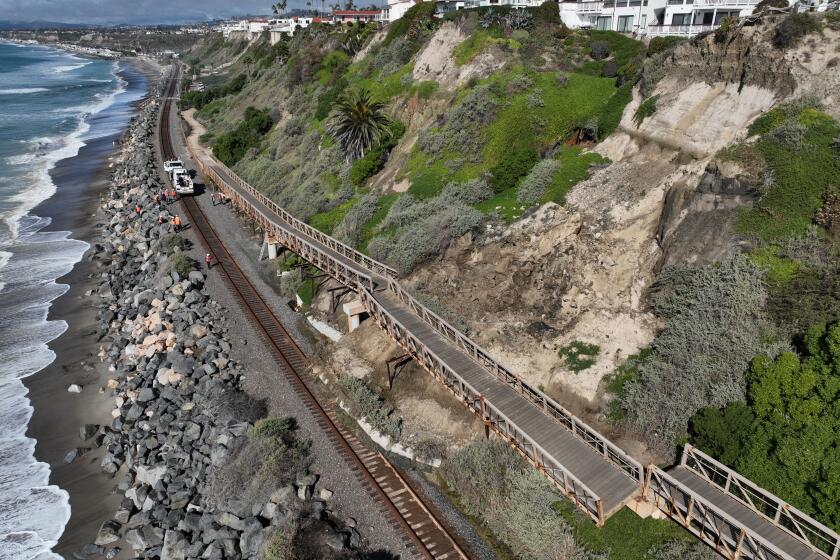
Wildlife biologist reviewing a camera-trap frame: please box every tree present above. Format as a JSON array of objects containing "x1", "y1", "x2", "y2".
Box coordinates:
[
  {"x1": 689, "y1": 320, "x2": 840, "y2": 530},
  {"x1": 326, "y1": 88, "x2": 391, "y2": 162},
  {"x1": 272, "y1": 0, "x2": 287, "y2": 15}
]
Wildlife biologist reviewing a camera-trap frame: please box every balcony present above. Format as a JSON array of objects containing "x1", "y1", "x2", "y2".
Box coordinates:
[
  {"x1": 576, "y1": 1, "x2": 605, "y2": 12},
  {"x1": 646, "y1": 23, "x2": 716, "y2": 35},
  {"x1": 694, "y1": 0, "x2": 757, "y2": 6}
]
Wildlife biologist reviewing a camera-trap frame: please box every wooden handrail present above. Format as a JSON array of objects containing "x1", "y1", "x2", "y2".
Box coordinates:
[
  {"x1": 649, "y1": 466, "x2": 795, "y2": 560},
  {"x1": 683, "y1": 445, "x2": 840, "y2": 560},
  {"x1": 358, "y1": 286, "x2": 605, "y2": 524},
  {"x1": 383, "y1": 277, "x2": 645, "y2": 484}
]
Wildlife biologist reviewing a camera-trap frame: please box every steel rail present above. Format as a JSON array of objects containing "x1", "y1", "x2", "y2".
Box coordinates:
[{"x1": 157, "y1": 70, "x2": 468, "y2": 560}]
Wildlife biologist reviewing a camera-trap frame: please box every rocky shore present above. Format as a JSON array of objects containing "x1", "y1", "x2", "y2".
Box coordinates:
[{"x1": 72, "y1": 80, "x2": 365, "y2": 560}]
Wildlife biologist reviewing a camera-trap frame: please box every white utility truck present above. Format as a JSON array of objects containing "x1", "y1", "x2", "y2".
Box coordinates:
[
  {"x1": 171, "y1": 167, "x2": 194, "y2": 195},
  {"x1": 163, "y1": 159, "x2": 184, "y2": 174}
]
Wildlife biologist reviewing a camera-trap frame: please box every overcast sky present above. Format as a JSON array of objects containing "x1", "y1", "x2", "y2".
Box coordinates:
[{"x1": 0, "y1": 0, "x2": 341, "y2": 24}]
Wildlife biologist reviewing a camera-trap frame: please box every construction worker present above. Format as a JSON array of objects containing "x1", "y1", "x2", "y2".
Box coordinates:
[
  {"x1": 173, "y1": 215, "x2": 182, "y2": 232},
  {"x1": 135, "y1": 205, "x2": 142, "y2": 215},
  {"x1": 205, "y1": 253, "x2": 212, "y2": 269}
]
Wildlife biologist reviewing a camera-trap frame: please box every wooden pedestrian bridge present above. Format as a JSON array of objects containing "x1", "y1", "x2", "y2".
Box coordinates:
[{"x1": 177, "y1": 120, "x2": 839, "y2": 560}]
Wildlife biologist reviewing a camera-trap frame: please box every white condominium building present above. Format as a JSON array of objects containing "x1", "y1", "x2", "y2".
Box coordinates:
[
  {"x1": 560, "y1": 0, "x2": 779, "y2": 36},
  {"x1": 648, "y1": 0, "x2": 761, "y2": 36}
]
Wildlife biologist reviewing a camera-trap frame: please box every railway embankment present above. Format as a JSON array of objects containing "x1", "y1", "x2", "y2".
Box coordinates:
[{"x1": 77, "y1": 84, "x2": 368, "y2": 560}]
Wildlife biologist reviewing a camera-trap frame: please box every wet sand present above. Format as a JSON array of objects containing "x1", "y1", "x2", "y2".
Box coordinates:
[{"x1": 23, "y1": 58, "x2": 158, "y2": 559}]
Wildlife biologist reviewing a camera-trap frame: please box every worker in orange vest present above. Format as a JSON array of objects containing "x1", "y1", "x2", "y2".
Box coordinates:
[
  {"x1": 173, "y1": 215, "x2": 182, "y2": 232},
  {"x1": 135, "y1": 205, "x2": 142, "y2": 215},
  {"x1": 205, "y1": 253, "x2": 212, "y2": 269}
]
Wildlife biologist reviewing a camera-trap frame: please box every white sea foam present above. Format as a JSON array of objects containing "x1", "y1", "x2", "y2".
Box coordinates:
[
  {"x1": 0, "y1": 88, "x2": 48, "y2": 95},
  {"x1": 2, "y1": 69, "x2": 127, "y2": 240},
  {"x1": 0, "y1": 223, "x2": 85, "y2": 560},
  {"x1": 52, "y1": 62, "x2": 91, "y2": 74},
  {"x1": 0, "y1": 50, "x2": 139, "y2": 560}
]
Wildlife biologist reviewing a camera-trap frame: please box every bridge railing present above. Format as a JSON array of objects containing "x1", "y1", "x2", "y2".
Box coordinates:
[
  {"x1": 648, "y1": 466, "x2": 793, "y2": 560},
  {"x1": 358, "y1": 286, "x2": 606, "y2": 525},
  {"x1": 682, "y1": 445, "x2": 840, "y2": 560},
  {"x1": 208, "y1": 166, "x2": 378, "y2": 292},
  {"x1": 209, "y1": 159, "x2": 399, "y2": 281},
  {"x1": 383, "y1": 276, "x2": 644, "y2": 486}
]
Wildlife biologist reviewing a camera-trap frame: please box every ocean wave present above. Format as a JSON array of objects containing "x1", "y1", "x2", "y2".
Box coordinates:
[
  {"x1": 2, "y1": 68, "x2": 128, "y2": 240},
  {"x1": 0, "y1": 88, "x2": 48, "y2": 95},
  {"x1": 52, "y1": 62, "x2": 91, "y2": 74},
  {"x1": 0, "y1": 223, "x2": 86, "y2": 560}
]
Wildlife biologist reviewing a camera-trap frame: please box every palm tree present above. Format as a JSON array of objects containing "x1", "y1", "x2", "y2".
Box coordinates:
[
  {"x1": 272, "y1": 0, "x2": 287, "y2": 15},
  {"x1": 327, "y1": 89, "x2": 391, "y2": 162}
]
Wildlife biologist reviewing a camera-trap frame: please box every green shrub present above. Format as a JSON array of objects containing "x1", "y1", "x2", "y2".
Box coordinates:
[
  {"x1": 180, "y1": 73, "x2": 247, "y2": 110},
  {"x1": 714, "y1": 16, "x2": 738, "y2": 43},
  {"x1": 489, "y1": 147, "x2": 539, "y2": 193},
  {"x1": 649, "y1": 540, "x2": 719, "y2": 560},
  {"x1": 418, "y1": 85, "x2": 499, "y2": 163},
  {"x1": 517, "y1": 158, "x2": 562, "y2": 205},
  {"x1": 167, "y1": 253, "x2": 197, "y2": 277},
  {"x1": 279, "y1": 268, "x2": 304, "y2": 299},
  {"x1": 737, "y1": 105, "x2": 840, "y2": 240},
  {"x1": 159, "y1": 234, "x2": 192, "y2": 254},
  {"x1": 369, "y1": 200, "x2": 483, "y2": 273},
  {"x1": 773, "y1": 13, "x2": 821, "y2": 49},
  {"x1": 750, "y1": 245, "x2": 801, "y2": 285},
  {"x1": 440, "y1": 177, "x2": 494, "y2": 205},
  {"x1": 308, "y1": 197, "x2": 357, "y2": 235},
  {"x1": 558, "y1": 340, "x2": 600, "y2": 372},
  {"x1": 347, "y1": 120, "x2": 405, "y2": 187},
  {"x1": 689, "y1": 320, "x2": 840, "y2": 529},
  {"x1": 617, "y1": 257, "x2": 778, "y2": 457},
  {"x1": 339, "y1": 376, "x2": 402, "y2": 440},
  {"x1": 208, "y1": 416, "x2": 311, "y2": 512},
  {"x1": 440, "y1": 440, "x2": 588, "y2": 560},
  {"x1": 633, "y1": 95, "x2": 659, "y2": 127},
  {"x1": 646, "y1": 36, "x2": 686, "y2": 57},
  {"x1": 334, "y1": 194, "x2": 380, "y2": 245},
  {"x1": 603, "y1": 349, "x2": 650, "y2": 422},
  {"x1": 213, "y1": 106, "x2": 273, "y2": 166},
  {"x1": 416, "y1": 79, "x2": 439, "y2": 99},
  {"x1": 250, "y1": 417, "x2": 297, "y2": 440},
  {"x1": 385, "y1": 1, "x2": 437, "y2": 45},
  {"x1": 590, "y1": 40, "x2": 610, "y2": 60},
  {"x1": 752, "y1": 0, "x2": 787, "y2": 14}
]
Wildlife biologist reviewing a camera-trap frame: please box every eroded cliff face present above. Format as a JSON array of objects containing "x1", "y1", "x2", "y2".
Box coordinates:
[{"x1": 408, "y1": 19, "x2": 837, "y2": 408}]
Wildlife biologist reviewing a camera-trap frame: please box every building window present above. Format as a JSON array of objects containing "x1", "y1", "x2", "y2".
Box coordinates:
[
  {"x1": 596, "y1": 16, "x2": 612, "y2": 30},
  {"x1": 617, "y1": 15, "x2": 633, "y2": 31},
  {"x1": 671, "y1": 13, "x2": 691, "y2": 25}
]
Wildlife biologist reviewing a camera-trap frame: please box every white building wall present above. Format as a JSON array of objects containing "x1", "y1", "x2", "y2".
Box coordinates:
[{"x1": 388, "y1": 0, "x2": 417, "y2": 21}]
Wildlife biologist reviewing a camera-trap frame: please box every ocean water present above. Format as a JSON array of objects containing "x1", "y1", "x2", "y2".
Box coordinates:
[{"x1": 0, "y1": 42, "x2": 146, "y2": 559}]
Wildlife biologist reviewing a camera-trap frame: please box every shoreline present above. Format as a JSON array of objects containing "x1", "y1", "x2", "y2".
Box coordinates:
[{"x1": 22, "y1": 56, "x2": 160, "y2": 559}]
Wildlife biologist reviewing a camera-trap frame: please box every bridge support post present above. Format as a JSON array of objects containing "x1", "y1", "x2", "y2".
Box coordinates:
[
  {"x1": 342, "y1": 299, "x2": 366, "y2": 333},
  {"x1": 386, "y1": 353, "x2": 413, "y2": 389},
  {"x1": 265, "y1": 234, "x2": 281, "y2": 260}
]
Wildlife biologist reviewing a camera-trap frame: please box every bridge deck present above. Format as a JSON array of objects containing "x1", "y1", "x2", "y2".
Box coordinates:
[
  {"x1": 374, "y1": 290, "x2": 640, "y2": 515},
  {"x1": 205, "y1": 162, "x2": 640, "y2": 516},
  {"x1": 670, "y1": 467, "x2": 825, "y2": 560}
]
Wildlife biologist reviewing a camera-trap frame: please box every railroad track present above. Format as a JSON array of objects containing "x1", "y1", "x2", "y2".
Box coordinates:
[{"x1": 157, "y1": 71, "x2": 469, "y2": 560}]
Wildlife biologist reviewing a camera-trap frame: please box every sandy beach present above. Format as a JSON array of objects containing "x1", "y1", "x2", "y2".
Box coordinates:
[{"x1": 23, "y1": 58, "x2": 159, "y2": 559}]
